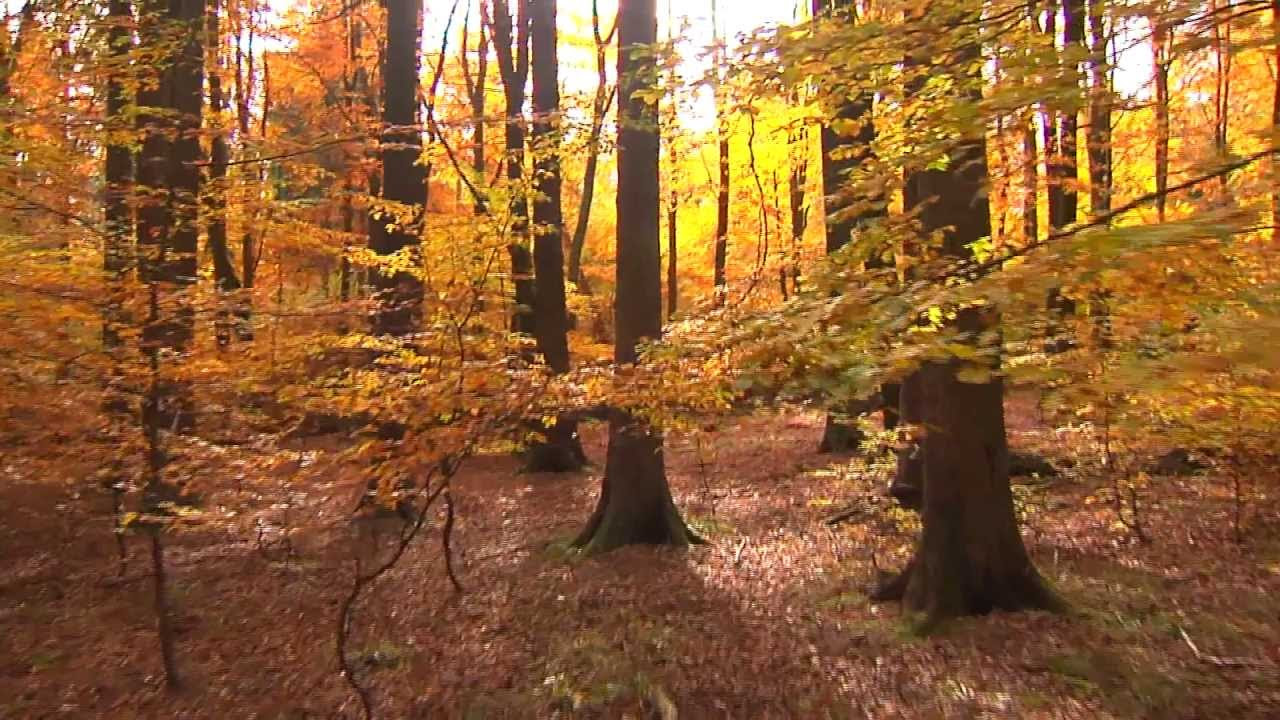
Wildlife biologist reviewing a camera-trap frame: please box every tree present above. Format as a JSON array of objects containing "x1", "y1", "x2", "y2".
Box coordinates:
[
  {"x1": 1152, "y1": 8, "x2": 1173, "y2": 222},
  {"x1": 1086, "y1": 0, "x2": 1112, "y2": 217},
  {"x1": 371, "y1": 0, "x2": 426, "y2": 337},
  {"x1": 460, "y1": 0, "x2": 490, "y2": 215},
  {"x1": 206, "y1": 0, "x2": 243, "y2": 347},
  {"x1": 710, "y1": 0, "x2": 730, "y2": 304},
  {"x1": 491, "y1": 0, "x2": 536, "y2": 336},
  {"x1": 103, "y1": 0, "x2": 133, "y2": 349},
  {"x1": 874, "y1": 22, "x2": 1060, "y2": 623},
  {"x1": 813, "y1": 0, "x2": 885, "y2": 454},
  {"x1": 526, "y1": 0, "x2": 586, "y2": 471},
  {"x1": 567, "y1": 0, "x2": 616, "y2": 294},
  {"x1": 574, "y1": 0, "x2": 696, "y2": 553}
]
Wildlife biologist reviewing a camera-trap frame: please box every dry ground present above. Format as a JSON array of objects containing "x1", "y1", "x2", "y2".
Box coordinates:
[{"x1": 3, "y1": 398, "x2": 1279, "y2": 718}]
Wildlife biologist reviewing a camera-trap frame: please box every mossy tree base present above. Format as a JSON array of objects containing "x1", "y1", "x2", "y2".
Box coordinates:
[
  {"x1": 871, "y1": 352, "x2": 1063, "y2": 625},
  {"x1": 572, "y1": 416, "x2": 697, "y2": 554}
]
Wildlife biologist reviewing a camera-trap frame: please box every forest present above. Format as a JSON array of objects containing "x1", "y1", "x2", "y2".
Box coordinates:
[{"x1": 1, "y1": 0, "x2": 1278, "y2": 716}]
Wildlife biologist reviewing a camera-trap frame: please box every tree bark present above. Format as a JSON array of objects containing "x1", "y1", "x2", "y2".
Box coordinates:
[
  {"x1": 1152, "y1": 15, "x2": 1171, "y2": 222},
  {"x1": 1086, "y1": 0, "x2": 1112, "y2": 217},
  {"x1": 104, "y1": 0, "x2": 133, "y2": 349},
  {"x1": 370, "y1": 0, "x2": 425, "y2": 337},
  {"x1": 575, "y1": 0, "x2": 694, "y2": 552},
  {"x1": 785, "y1": 122, "x2": 807, "y2": 299},
  {"x1": 461, "y1": 2, "x2": 489, "y2": 214},
  {"x1": 814, "y1": 0, "x2": 884, "y2": 454},
  {"x1": 1272, "y1": 0, "x2": 1278, "y2": 244},
  {"x1": 567, "y1": 0, "x2": 615, "y2": 294},
  {"x1": 877, "y1": 25, "x2": 1060, "y2": 623},
  {"x1": 526, "y1": 0, "x2": 585, "y2": 472},
  {"x1": 710, "y1": 0, "x2": 729, "y2": 304},
  {"x1": 492, "y1": 0, "x2": 536, "y2": 336}
]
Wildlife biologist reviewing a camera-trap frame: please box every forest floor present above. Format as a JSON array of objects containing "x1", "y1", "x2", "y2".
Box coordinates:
[{"x1": 3, "y1": 394, "x2": 1280, "y2": 719}]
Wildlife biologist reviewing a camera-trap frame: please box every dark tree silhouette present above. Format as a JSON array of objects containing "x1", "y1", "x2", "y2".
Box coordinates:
[{"x1": 574, "y1": 0, "x2": 697, "y2": 553}]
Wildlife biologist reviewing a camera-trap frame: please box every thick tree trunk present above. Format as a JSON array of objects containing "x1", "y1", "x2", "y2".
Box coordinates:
[
  {"x1": 575, "y1": 0, "x2": 694, "y2": 552},
  {"x1": 877, "y1": 27, "x2": 1059, "y2": 622},
  {"x1": 887, "y1": 315, "x2": 1062, "y2": 621},
  {"x1": 526, "y1": 0, "x2": 585, "y2": 472},
  {"x1": 371, "y1": 0, "x2": 425, "y2": 337}
]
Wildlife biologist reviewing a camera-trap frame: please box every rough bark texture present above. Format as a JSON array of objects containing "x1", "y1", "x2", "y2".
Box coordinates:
[
  {"x1": 893, "y1": 316, "x2": 1062, "y2": 621},
  {"x1": 879, "y1": 29, "x2": 1060, "y2": 623},
  {"x1": 526, "y1": 0, "x2": 585, "y2": 472},
  {"x1": 575, "y1": 0, "x2": 694, "y2": 553},
  {"x1": 371, "y1": 0, "x2": 425, "y2": 337}
]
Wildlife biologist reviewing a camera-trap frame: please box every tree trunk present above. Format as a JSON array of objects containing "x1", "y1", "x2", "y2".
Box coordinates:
[
  {"x1": 575, "y1": 0, "x2": 694, "y2": 552},
  {"x1": 814, "y1": 0, "x2": 884, "y2": 454},
  {"x1": 207, "y1": 0, "x2": 243, "y2": 347},
  {"x1": 567, "y1": 0, "x2": 615, "y2": 295},
  {"x1": 526, "y1": 0, "x2": 585, "y2": 472},
  {"x1": 877, "y1": 27, "x2": 1059, "y2": 623},
  {"x1": 710, "y1": 0, "x2": 730, "y2": 305},
  {"x1": 492, "y1": 0, "x2": 536, "y2": 336},
  {"x1": 889, "y1": 314, "x2": 1061, "y2": 620},
  {"x1": 1086, "y1": 0, "x2": 1112, "y2": 217},
  {"x1": 371, "y1": 0, "x2": 425, "y2": 337},
  {"x1": 1153, "y1": 17, "x2": 1171, "y2": 222},
  {"x1": 1272, "y1": 0, "x2": 1278, "y2": 244},
  {"x1": 461, "y1": 3, "x2": 489, "y2": 214},
  {"x1": 104, "y1": 0, "x2": 133, "y2": 349},
  {"x1": 785, "y1": 122, "x2": 807, "y2": 299},
  {"x1": 1057, "y1": 0, "x2": 1083, "y2": 229}
]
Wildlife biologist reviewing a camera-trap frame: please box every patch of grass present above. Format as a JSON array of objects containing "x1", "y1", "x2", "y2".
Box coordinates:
[
  {"x1": 351, "y1": 641, "x2": 410, "y2": 672},
  {"x1": 686, "y1": 513, "x2": 735, "y2": 538},
  {"x1": 1044, "y1": 647, "x2": 1187, "y2": 716},
  {"x1": 27, "y1": 649, "x2": 62, "y2": 673},
  {"x1": 540, "y1": 534, "x2": 584, "y2": 564}
]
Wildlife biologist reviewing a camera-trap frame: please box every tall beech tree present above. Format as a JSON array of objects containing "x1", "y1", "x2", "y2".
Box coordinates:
[
  {"x1": 491, "y1": 0, "x2": 536, "y2": 336},
  {"x1": 567, "y1": 0, "x2": 615, "y2": 294},
  {"x1": 710, "y1": 0, "x2": 730, "y2": 304},
  {"x1": 574, "y1": 0, "x2": 697, "y2": 553},
  {"x1": 370, "y1": 0, "x2": 426, "y2": 337},
  {"x1": 874, "y1": 22, "x2": 1060, "y2": 622},
  {"x1": 526, "y1": 0, "x2": 586, "y2": 471},
  {"x1": 103, "y1": 0, "x2": 132, "y2": 349},
  {"x1": 813, "y1": 0, "x2": 885, "y2": 454},
  {"x1": 1086, "y1": 0, "x2": 1112, "y2": 217}
]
